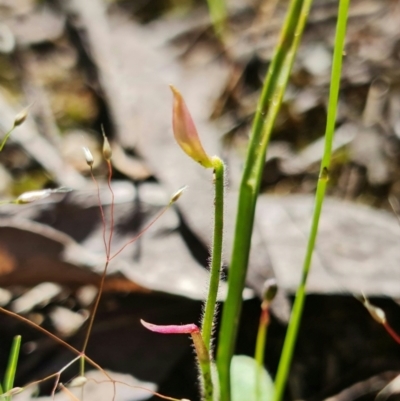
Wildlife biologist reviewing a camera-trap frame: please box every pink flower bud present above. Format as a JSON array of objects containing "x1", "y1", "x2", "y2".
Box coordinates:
[
  {"x1": 141, "y1": 319, "x2": 210, "y2": 366},
  {"x1": 140, "y1": 319, "x2": 199, "y2": 334},
  {"x1": 170, "y1": 85, "x2": 213, "y2": 169}
]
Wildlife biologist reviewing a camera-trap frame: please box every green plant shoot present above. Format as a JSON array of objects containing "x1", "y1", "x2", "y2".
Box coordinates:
[
  {"x1": 273, "y1": 1, "x2": 350, "y2": 400},
  {"x1": 216, "y1": 0, "x2": 314, "y2": 399},
  {"x1": 1, "y1": 335, "x2": 21, "y2": 401}
]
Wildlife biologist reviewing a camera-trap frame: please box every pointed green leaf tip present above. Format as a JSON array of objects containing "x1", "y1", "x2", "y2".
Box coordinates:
[{"x1": 170, "y1": 85, "x2": 213, "y2": 169}]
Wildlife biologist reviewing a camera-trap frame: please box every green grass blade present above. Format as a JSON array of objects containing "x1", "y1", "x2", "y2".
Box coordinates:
[
  {"x1": 272, "y1": 1, "x2": 350, "y2": 400},
  {"x1": 0, "y1": 128, "x2": 14, "y2": 153},
  {"x1": 206, "y1": 0, "x2": 228, "y2": 39},
  {"x1": 3, "y1": 335, "x2": 21, "y2": 401},
  {"x1": 216, "y1": 1, "x2": 313, "y2": 399}
]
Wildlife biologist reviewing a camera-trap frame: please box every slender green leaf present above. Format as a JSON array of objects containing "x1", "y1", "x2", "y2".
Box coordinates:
[
  {"x1": 273, "y1": 1, "x2": 350, "y2": 400},
  {"x1": 206, "y1": 0, "x2": 227, "y2": 39},
  {"x1": 216, "y1": 1, "x2": 313, "y2": 399},
  {"x1": 3, "y1": 335, "x2": 21, "y2": 401}
]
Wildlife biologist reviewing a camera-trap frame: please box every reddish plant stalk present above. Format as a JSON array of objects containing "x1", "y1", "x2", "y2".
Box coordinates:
[
  {"x1": 89, "y1": 167, "x2": 108, "y2": 258},
  {"x1": 106, "y1": 160, "x2": 115, "y2": 259},
  {"x1": 82, "y1": 159, "x2": 115, "y2": 355},
  {"x1": 383, "y1": 321, "x2": 400, "y2": 344}
]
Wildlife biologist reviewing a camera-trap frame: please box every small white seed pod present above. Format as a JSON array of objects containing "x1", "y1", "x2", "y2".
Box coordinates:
[
  {"x1": 365, "y1": 302, "x2": 387, "y2": 324},
  {"x1": 68, "y1": 376, "x2": 88, "y2": 388},
  {"x1": 16, "y1": 189, "x2": 51, "y2": 204},
  {"x1": 102, "y1": 131, "x2": 112, "y2": 161},
  {"x1": 14, "y1": 108, "x2": 28, "y2": 127},
  {"x1": 82, "y1": 146, "x2": 94, "y2": 167},
  {"x1": 170, "y1": 186, "x2": 188, "y2": 203}
]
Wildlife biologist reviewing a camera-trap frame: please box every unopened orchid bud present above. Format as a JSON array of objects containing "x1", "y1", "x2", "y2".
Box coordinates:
[
  {"x1": 170, "y1": 85, "x2": 213, "y2": 169},
  {"x1": 262, "y1": 278, "x2": 278, "y2": 303},
  {"x1": 141, "y1": 319, "x2": 199, "y2": 334},
  {"x1": 14, "y1": 108, "x2": 28, "y2": 127},
  {"x1": 82, "y1": 147, "x2": 94, "y2": 167},
  {"x1": 170, "y1": 186, "x2": 188, "y2": 203},
  {"x1": 102, "y1": 131, "x2": 112, "y2": 161}
]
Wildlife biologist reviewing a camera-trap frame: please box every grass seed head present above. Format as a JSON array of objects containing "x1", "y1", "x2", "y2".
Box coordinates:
[
  {"x1": 101, "y1": 128, "x2": 112, "y2": 161},
  {"x1": 82, "y1": 146, "x2": 94, "y2": 167},
  {"x1": 16, "y1": 189, "x2": 51, "y2": 204},
  {"x1": 68, "y1": 376, "x2": 87, "y2": 388},
  {"x1": 13, "y1": 108, "x2": 28, "y2": 127},
  {"x1": 170, "y1": 185, "x2": 188, "y2": 203}
]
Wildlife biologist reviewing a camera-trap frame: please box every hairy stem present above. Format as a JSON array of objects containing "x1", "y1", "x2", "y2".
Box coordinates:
[{"x1": 202, "y1": 157, "x2": 225, "y2": 352}]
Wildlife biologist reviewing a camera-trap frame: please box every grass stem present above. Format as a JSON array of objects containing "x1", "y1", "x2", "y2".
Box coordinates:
[
  {"x1": 216, "y1": 1, "x2": 313, "y2": 399},
  {"x1": 192, "y1": 332, "x2": 214, "y2": 401},
  {"x1": 272, "y1": 1, "x2": 350, "y2": 400},
  {"x1": 206, "y1": 0, "x2": 228, "y2": 40},
  {"x1": 3, "y1": 335, "x2": 21, "y2": 401}
]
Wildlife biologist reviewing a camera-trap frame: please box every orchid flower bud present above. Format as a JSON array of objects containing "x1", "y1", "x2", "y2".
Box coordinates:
[
  {"x1": 140, "y1": 319, "x2": 199, "y2": 334},
  {"x1": 141, "y1": 319, "x2": 209, "y2": 364},
  {"x1": 170, "y1": 85, "x2": 213, "y2": 169}
]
